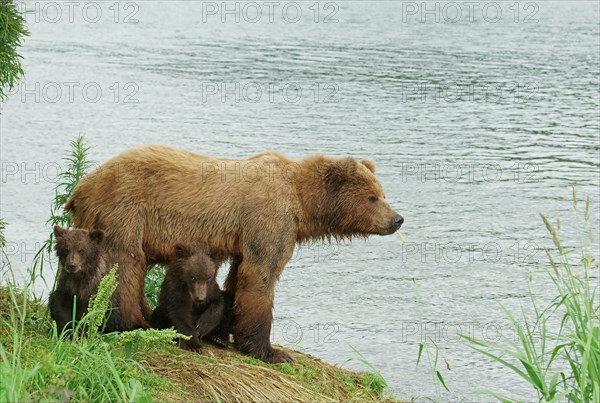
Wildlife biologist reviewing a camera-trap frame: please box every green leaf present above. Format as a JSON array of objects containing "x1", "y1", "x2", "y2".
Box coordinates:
[
  {"x1": 520, "y1": 359, "x2": 546, "y2": 395},
  {"x1": 416, "y1": 343, "x2": 424, "y2": 367},
  {"x1": 436, "y1": 370, "x2": 450, "y2": 392}
]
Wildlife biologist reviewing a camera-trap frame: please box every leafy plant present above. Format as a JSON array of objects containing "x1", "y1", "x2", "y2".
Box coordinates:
[
  {"x1": 144, "y1": 264, "x2": 166, "y2": 309},
  {"x1": 85, "y1": 264, "x2": 119, "y2": 339},
  {"x1": 0, "y1": 0, "x2": 29, "y2": 100},
  {"x1": 49, "y1": 135, "x2": 94, "y2": 229},
  {"x1": 31, "y1": 135, "x2": 93, "y2": 289}
]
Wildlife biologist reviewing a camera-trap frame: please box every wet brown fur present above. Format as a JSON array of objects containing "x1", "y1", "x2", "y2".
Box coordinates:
[{"x1": 65, "y1": 145, "x2": 401, "y2": 362}]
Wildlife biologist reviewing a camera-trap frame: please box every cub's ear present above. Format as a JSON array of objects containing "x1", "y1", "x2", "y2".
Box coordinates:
[
  {"x1": 209, "y1": 248, "x2": 228, "y2": 265},
  {"x1": 89, "y1": 229, "x2": 105, "y2": 244},
  {"x1": 174, "y1": 244, "x2": 192, "y2": 259},
  {"x1": 325, "y1": 157, "x2": 357, "y2": 191},
  {"x1": 360, "y1": 159, "x2": 376, "y2": 173},
  {"x1": 53, "y1": 225, "x2": 66, "y2": 239}
]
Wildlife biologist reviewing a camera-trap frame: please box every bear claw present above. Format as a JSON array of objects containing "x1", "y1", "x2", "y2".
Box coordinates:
[
  {"x1": 209, "y1": 336, "x2": 228, "y2": 347},
  {"x1": 180, "y1": 339, "x2": 202, "y2": 353}
]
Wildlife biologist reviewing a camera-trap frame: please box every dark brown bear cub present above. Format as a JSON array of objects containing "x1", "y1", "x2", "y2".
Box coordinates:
[
  {"x1": 49, "y1": 225, "x2": 120, "y2": 334},
  {"x1": 150, "y1": 244, "x2": 229, "y2": 352}
]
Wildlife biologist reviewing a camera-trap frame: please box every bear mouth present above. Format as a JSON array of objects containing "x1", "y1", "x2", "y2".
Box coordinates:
[
  {"x1": 373, "y1": 224, "x2": 401, "y2": 236},
  {"x1": 64, "y1": 266, "x2": 82, "y2": 274}
]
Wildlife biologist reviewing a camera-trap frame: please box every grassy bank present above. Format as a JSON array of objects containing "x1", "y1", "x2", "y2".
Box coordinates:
[{"x1": 0, "y1": 285, "x2": 393, "y2": 402}]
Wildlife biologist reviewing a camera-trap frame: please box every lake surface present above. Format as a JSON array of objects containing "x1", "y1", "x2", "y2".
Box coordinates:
[{"x1": 1, "y1": 1, "x2": 599, "y2": 400}]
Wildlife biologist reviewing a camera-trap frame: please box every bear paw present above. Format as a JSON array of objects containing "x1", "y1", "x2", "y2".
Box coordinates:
[
  {"x1": 179, "y1": 338, "x2": 202, "y2": 354},
  {"x1": 263, "y1": 347, "x2": 293, "y2": 364}
]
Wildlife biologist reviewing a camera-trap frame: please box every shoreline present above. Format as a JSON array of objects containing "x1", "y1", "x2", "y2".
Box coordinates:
[{"x1": 0, "y1": 286, "x2": 398, "y2": 402}]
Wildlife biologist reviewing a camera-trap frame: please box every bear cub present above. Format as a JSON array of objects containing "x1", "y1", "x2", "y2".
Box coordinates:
[
  {"x1": 151, "y1": 244, "x2": 230, "y2": 352},
  {"x1": 49, "y1": 225, "x2": 120, "y2": 334}
]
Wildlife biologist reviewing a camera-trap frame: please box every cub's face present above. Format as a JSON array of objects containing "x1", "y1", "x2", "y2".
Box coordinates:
[
  {"x1": 173, "y1": 245, "x2": 217, "y2": 303},
  {"x1": 53, "y1": 225, "x2": 104, "y2": 275}
]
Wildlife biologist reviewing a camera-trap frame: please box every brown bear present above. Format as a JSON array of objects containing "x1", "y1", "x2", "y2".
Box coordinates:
[
  {"x1": 65, "y1": 145, "x2": 403, "y2": 363},
  {"x1": 49, "y1": 225, "x2": 121, "y2": 334},
  {"x1": 150, "y1": 244, "x2": 230, "y2": 352}
]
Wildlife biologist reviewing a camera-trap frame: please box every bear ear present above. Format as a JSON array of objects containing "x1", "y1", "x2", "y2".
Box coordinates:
[
  {"x1": 53, "y1": 225, "x2": 66, "y2": 239},
  {"x1": 360, "y1": 159, "x2": 376, "y2": 173},
  {"x1": 325, "y1": 157, "x2": 357, "y2": 191},
  {"x1": 174, "y1": 244, "x2": 192, "y2": 259},
  {"x1": 89, "y1": 229, "x2": 105, "y2": 244}
]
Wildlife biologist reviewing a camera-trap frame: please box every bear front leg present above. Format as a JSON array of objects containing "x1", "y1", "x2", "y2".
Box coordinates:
[
  {"x1": 234, "y1": 285, "x2": 292, "y2": 363},
  {"x1": 206, "y1": 292, "x2": 234, "y2": 347},
  {"x1": 140, "y1": 293, "x2": 152, "y2": 322},
  {"x1": 49, "y1": 292, "x2": 76, "y2": 336},
  {"x1": 212, "y1": 256, "x2": 240, "y2": 346},
  {"x1": 112, "y1": 249, "x2": 149, "y2": 330},
  {"x1": 149, "y1": 305, "x2": 170, "y2": 329},
  {"x1": 197, "y1": 295, "x2": 227, "y2": 346},
  {"x1": 170, "y1": 312, "x2": 202, "y2": 353},
  {"x1": 179, "y1": 335, "x2": 202, "y2": 353},
  {"x1": 102, "y1": 296, "x2": 122, "y2": 333},
  {"x1": 233, "y1": 220, "x2": 296, "y2": 363},
  {"x1": 232, "y1": 264, "x2": 293, "y2": 364}
]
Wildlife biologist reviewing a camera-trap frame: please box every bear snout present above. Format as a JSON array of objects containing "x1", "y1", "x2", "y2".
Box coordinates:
[
  {"x1": 190, "y1": 283, "x2": 208, "y2": 302},
  {"x1": 66, "y1": 263, "x2": 77, "y2": 273},
  {"x1": 380, "y1": 213, "x2": 404, "y2": 234}
]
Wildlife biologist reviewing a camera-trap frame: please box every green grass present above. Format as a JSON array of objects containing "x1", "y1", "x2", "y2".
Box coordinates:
[
  {"x1": 0, "y1": 282, "x2": 173, "y2": 402},
  {"x1": 462, "y1": 190, "x2": 599, "y2": 402},
  {"x1": 346, "y1": 345, "x2": 388, "y2": 395}
]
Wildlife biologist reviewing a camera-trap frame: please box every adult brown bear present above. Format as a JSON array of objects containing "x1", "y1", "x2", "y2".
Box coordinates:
[{"x1": 66, "y1": 145, "x2": 403, "y2": 363}]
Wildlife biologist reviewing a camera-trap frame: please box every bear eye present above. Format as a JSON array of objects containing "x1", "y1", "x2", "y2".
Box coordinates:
[
  {"x1": 78, "y1": 249, "x2": 86, "y2": 255},
  {"x1": 368, "y1": 195, "x2": 378, "y2": 202},
  {"x1": 191, "y1": 276, "x2": 197, "y2": 282}
]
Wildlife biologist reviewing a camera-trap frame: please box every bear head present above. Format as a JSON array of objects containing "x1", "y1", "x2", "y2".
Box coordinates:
[
  {"x1": 316, "y1": 156, "x2": 404, "y2": 237},
  {"x1": 171, "y1": 244, "x2": 217, "y2": 304},
  {"x1": 53, "y1": 225, "x2": 105, "y2": 276}
]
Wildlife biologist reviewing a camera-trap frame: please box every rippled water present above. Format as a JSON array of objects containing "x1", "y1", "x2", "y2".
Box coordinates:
[{"x1": 1, "y1": 1, "x2": 599, "y2": 400}]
